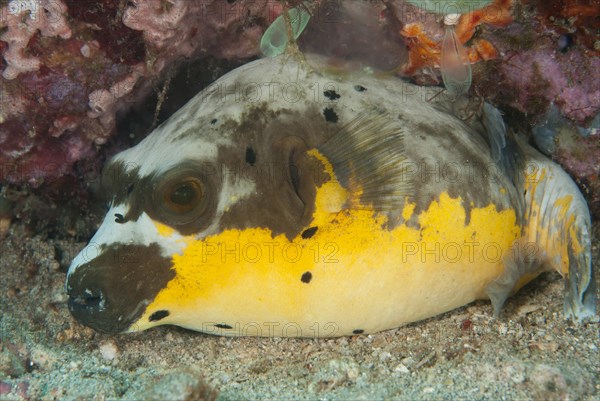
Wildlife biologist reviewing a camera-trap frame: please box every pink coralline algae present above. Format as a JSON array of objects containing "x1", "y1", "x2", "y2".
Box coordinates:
[
  {"x1": 556, "y1": 134, "x2": 600, "y2": 218},
  {"x1": 500, "y1": 48, "x2": 599, "y2": 124},
  {"x1": 0, "y1": 0, "x2": 72, "y2": 80},
  {"x1": 0, "y1": 0, "x2": 598, "y2": 197},
  {"x1": 473, "y1": 17, "x2": 600, "y2": 127},
  {"x1": 120, "y1": 0, "x2": 281, "y2": 61},
  {"x1": 0, "y1": 0, "x2": 143, "y2": 186},
  {"x1": 0, "y1": 0, "x2": 277, "y2": 186}
]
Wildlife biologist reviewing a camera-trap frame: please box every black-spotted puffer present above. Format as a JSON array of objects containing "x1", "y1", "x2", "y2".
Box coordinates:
[{"x1": 65, "y1": 55, "x2": 595, "y2": 336}]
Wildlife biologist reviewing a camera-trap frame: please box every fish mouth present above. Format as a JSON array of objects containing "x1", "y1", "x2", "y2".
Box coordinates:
[
  {"x1": 66, "y1": 284, "x2": 125, "y2": 334},
  {"x1": 65, "y1": 243, "x2": 175, "y2": 334},
  {"x1": 67, "y1": 290, "x2": 105, "y2": 314},
  {"x1": 66, "y1": 281, "x2": 148, "y2": 334}
]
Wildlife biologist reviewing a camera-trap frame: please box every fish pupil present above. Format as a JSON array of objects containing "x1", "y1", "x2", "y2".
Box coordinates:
[
  {"x1": 169, "y1": 181, "x2": 200, "y2": 206},
  {"x1": 245, "y1": 146, "x2": 256, "y2": 166},
  {"x1": 171, "y1": 185, "x2": 193, "y2": 204}
]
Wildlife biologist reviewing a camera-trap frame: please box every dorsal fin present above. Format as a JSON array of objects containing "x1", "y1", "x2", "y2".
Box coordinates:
[
  {"x1": 317, "y1": 108, "x2": 412, "y2": 211},
  {"x1": 480, "y1": 103, "x2": 524, "y2": 188},
  {"x1": 433, "y1": 99, "x2": 524, "y2": 187},
  {"x1": 481, "y1": 102, "x2": 506, "y2": 163}
]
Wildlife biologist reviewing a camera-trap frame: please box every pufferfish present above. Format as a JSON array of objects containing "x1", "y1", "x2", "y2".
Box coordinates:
[{"x1": 66, "y1": 55, "x2": 596, "y2": 337}]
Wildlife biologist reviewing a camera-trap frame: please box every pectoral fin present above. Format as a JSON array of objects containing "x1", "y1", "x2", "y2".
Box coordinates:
[{"x1": 317, "y1": 108, "x2": 412, "y2": 211}]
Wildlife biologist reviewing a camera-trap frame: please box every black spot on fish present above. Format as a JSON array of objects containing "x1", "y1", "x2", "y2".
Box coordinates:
[
  {"x1": 323, "y1": 107, "x2": 338, "y2": 123},
  {"x1": 245, "y1": 146, "x2": 256, "y2": 166},
  {"x1": 149, "y1": 310, "x2": 169, "y2": 322},
  {"x1": 301, "y1": 271, "x2": 312, "y2": 284},
  {"x1": 114, "y1": 213, "x2": 126, "y2": 224},
  {"x1": 127, "y1": 183, "x2": 134, "y2": 195},
  {"x1": 354, "y1": 85, "x2": 366, "y2": 92},
  {"x1": 210, "y1": 118, "x2": 218, "y2": 125},
  {"x1": 352, "y1": 329, "x2": 364, "y2": 334},
  {"x1": 215, "y1": 323, "x2": 233, "y2": 329},
  {"x1": 301, "y1": 226, "x2": 318, "y2": 239},
  {"x1": 323, "y1": 89, "x2": 340, "y2": 100}
]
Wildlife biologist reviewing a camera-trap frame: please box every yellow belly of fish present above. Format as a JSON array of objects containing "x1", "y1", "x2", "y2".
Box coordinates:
[{"x1": 135, "y1": 189, "x2": 520, "y2": 337}]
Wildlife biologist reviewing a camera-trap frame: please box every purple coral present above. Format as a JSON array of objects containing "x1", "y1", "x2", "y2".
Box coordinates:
[{"x1": 499, "y1": 46, "x2": 600, "y2": 125}]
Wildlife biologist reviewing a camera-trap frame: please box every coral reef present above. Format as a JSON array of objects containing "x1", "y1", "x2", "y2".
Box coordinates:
[
  {"x1": 398, "y1": 0, "x2": 513, "y2": 76},
  {"x1": 522, "y1": 0, "x2": 600, "y2": 52},
  {"x1": 0, "y1": 0, "x2": 276, "y2": 186},
  {"x1": 471, "y1": 5, "x2": 600, "y2": 127},
  {"x1": 0, "y1": 0, "x2": 597, "y2": 216},
  {"x1": 494, "y1": 45, "x2": 599, "y2": 124},
  {"x1": 555, "y1": 133, "x2": 600, "y2": 219},
  {"x1": 382, "y1": 0, "x2": 598, "y2": 125},
  {"x1": 378, "y1": 0, "x2": 598, "y2": 213},
  {"x1": 532, "y1": 106, "x2": 600, "y2": 217},
  {"x1": 0, "y1": 0, "x2": 72, "y2": 80}
]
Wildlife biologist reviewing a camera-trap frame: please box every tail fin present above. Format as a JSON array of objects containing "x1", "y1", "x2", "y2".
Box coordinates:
[
  {"x1": 439, "y1": 100, "x2": 595, "y2": 320},
  {"x1": 563, "y1": 212, "x2": 596, "y2": 321},
  {"x1": 488, "y1": 142, "x2": 596, "y2": 321}
]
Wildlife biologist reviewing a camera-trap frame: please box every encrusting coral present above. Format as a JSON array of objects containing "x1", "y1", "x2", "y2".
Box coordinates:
[
  {"x1": 0, "y1": 0, "x2": 597, "y2": 217},
  {"x1": 0, "y1": 0, "x2": 275, "y2": 186},
  {"x1": 0, "y1": 0, "x2": 72, "y2": 80},
  {"x1": 399, "y1": 0, "x2": 513, "y2": 75}
]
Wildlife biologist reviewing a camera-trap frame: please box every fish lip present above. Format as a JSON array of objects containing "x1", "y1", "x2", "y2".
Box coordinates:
[
  {"x1": 67, "y1": 289, "x2": 122, "y2": 334},
  {"x1": 65, "y1": 281, "x2": 130, "y2": 334},
  {"x1": 67, "y1": 291, "x2": 105, "y2": 313},
  {"x1": 67, "y1": 300, "x2": 131, "y2": 334},
  {"x1": 65, "y1": 277, "x2": 106, "y2": 311},
  {"x1": 64, "y1": 243, "x2": 175, "y2": 334}
]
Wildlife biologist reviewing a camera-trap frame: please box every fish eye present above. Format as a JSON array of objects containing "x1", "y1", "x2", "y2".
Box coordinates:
[
  {"x1": 147, "y1": 164, "x2": 216, "y2": 232},
  {"x1": 163, "y1": 178, "x2": 203, "y2": 213}
]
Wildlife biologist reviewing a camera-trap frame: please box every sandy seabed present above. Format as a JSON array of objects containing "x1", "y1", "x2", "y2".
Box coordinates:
[{"x1": 0, "y1": 215, "x2": 598, "y2": 401}]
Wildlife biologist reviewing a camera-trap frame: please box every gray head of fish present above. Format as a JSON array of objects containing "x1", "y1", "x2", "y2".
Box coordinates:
[{"x1": 64, "y1": 62, "x2": 343, "y2": 333}]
